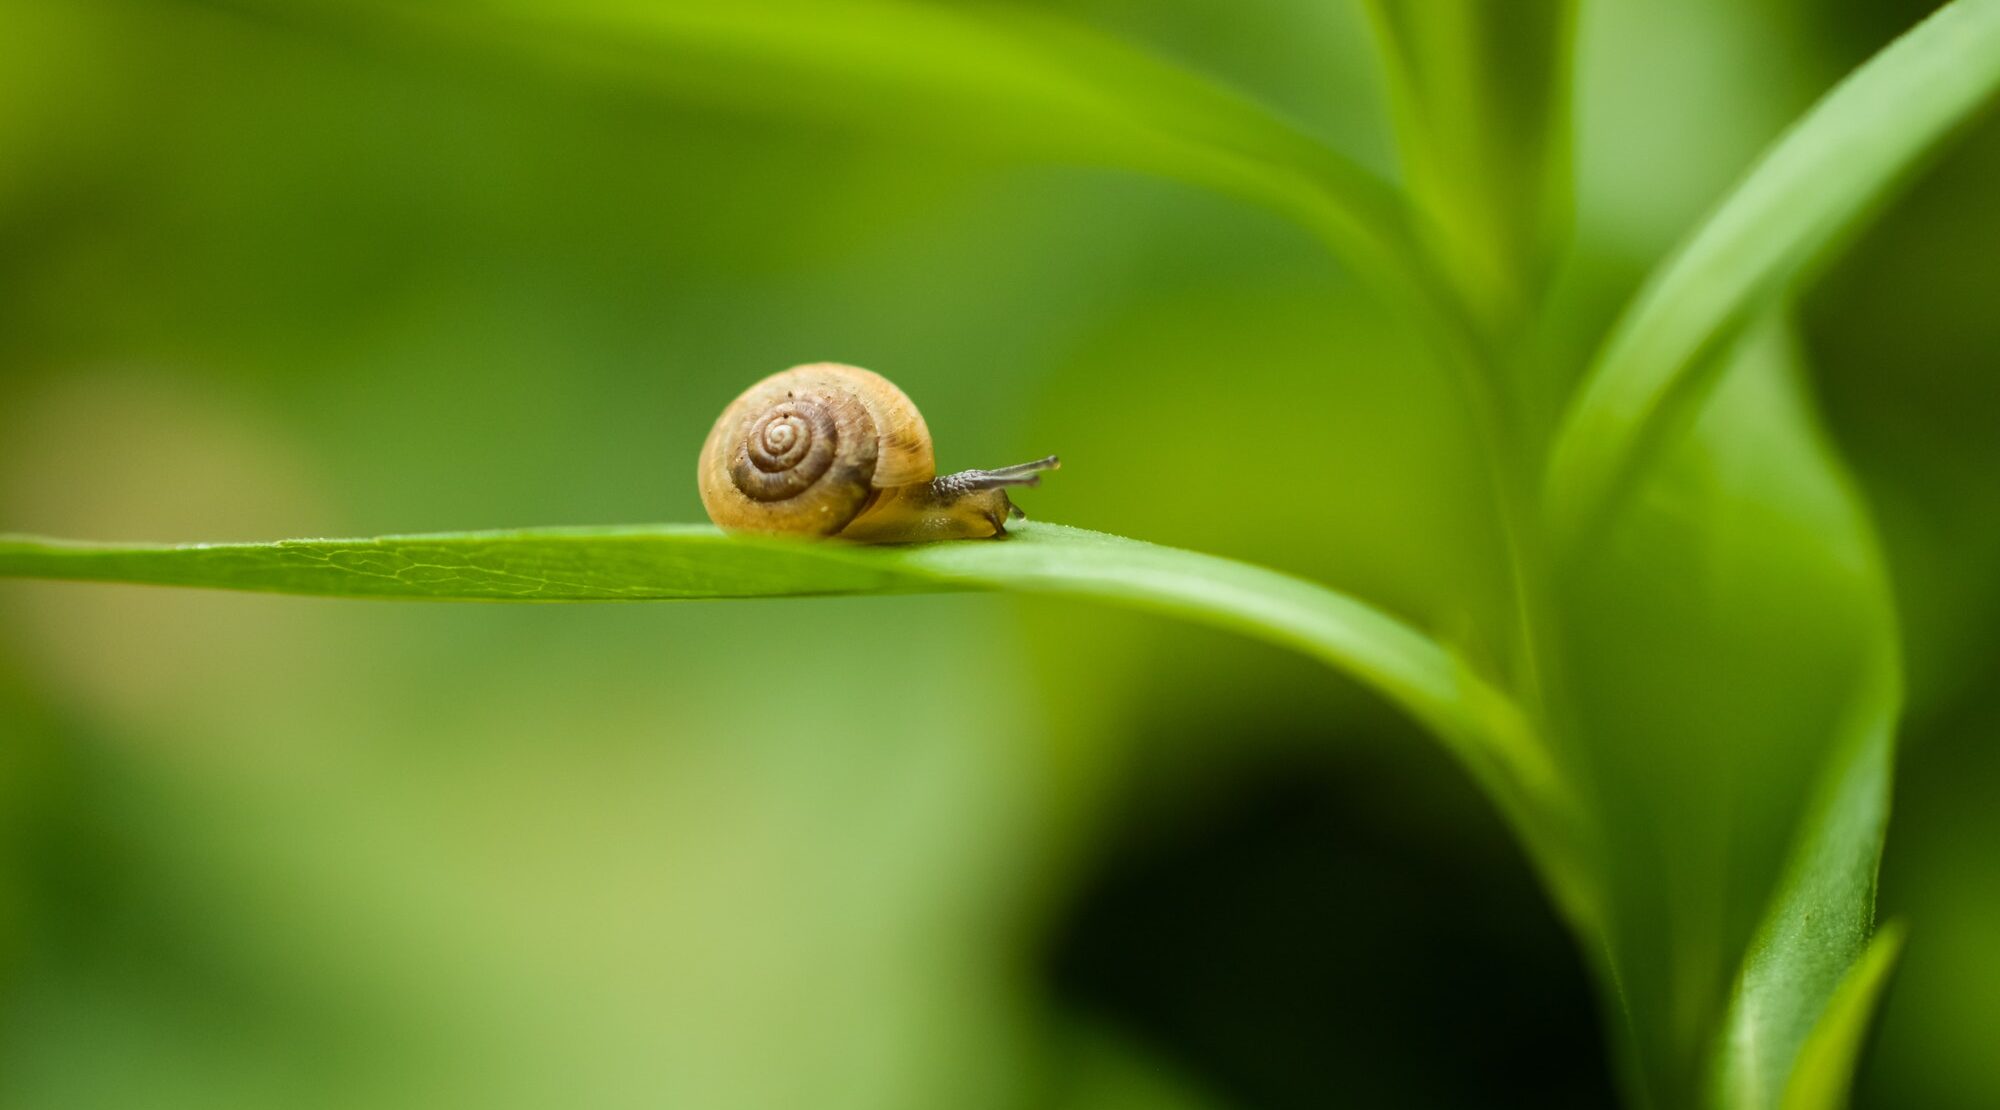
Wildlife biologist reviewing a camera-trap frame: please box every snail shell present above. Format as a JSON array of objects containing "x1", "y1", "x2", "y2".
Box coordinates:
[{"x1": 698, "y1": 363, "x2": 1056, "y2": 542}]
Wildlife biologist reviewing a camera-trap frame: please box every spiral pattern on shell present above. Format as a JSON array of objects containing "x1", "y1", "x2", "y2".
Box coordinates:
[
  {"x1": 698, "y1": 363, "x2": 936, "y2": 537},
  {"x1": 731, "y1": 400, "x2": 840, "y2": 502}
]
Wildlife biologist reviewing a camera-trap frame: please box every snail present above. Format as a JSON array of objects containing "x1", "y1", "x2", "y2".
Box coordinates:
[{"x1": 699, "y1": 363, "x2": 1057, "y2": 543}]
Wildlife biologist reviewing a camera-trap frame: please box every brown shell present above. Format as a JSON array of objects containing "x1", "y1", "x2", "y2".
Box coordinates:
[{"x1": 697, "y1": 363, "x2": 936, "y2": 536}]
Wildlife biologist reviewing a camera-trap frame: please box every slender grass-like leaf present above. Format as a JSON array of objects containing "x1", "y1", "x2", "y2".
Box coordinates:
[
  {"x1": 1362, "y1": 0, "x2": 1575, "y2": 333},
  {"x1": 206, "y1": 0, "x2": 1445, "y2": 330},
  {"x1": 1559, "y1": 316, "x2": 1901, "y2": 1106},
  {"x1": 1712, "y1": 648, "x2": 1901, "y2": 1110},
  {"x1": 1545, "y1": 0, "x2": 2000, "y2": 551},
  {"x1": 0, "y1": 525, "x2": 925, "y2": 603},
  {"x1": 1778, "y1": 922, "x2": 1907, "y2": 1110},
  {"x1": 1701, "y1": 340, "x2": 1899, "y2": 1106},
  {"x1": 0, "y1": 522, "x2": 1506, "y2": 772},
  {"x1": 0, "y1": 519, "x2": 1596, "y2": 927}
]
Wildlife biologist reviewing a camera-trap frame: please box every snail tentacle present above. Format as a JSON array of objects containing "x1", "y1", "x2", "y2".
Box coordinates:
[{"x1": 939, "y1": 455, "x2": 1062, "y2": 492}]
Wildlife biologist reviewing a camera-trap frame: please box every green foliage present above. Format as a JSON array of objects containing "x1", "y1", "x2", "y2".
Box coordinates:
[
  {"x1": 240, "y1": 0, "x2": 1440, "y2": 329},
  {"x1": 1362, "y1": 0, "x2": 1575, "y2": 331},
  {"x1": 1545, "y1": 0, "x2": 2000, "y2": 552},
  {"x1": 8, "y1": 0, "x2": 2000, "y2": 1105},
  {"x1": 1560, "y1": 316, "x2": 1900, "y2": 1105},
  {"x1": 0, "y1": 521, "x2": 1569, "y2": 867},
  {"x1": 1779, "y1": 923, "x2": 1907, "y2": 1110},
  {"x1": 1714, "y1": 636, "x2": 1899, "y2": 1109}
]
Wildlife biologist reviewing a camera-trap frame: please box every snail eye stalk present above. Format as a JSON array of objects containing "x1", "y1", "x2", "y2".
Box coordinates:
[{"x1": 948, "y1": 456, "x2": 1062, "y2": 492}]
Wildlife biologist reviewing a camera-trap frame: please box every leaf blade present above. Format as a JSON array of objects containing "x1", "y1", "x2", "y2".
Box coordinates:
[
  {"x1": 1545, "y1": 0, "x2": 2000, "y2": 550},
  {"x1": 1362, "y1": 0, "x2": 1576, "y2": 331},
  {"x1": 1778, "y1": 921, "x2": 1907, "y2": 1110},
  {"x1": 211, "y1": 0, "x2": 1434, "y2": 322},
  {"x1": 0, "y1": 519, "x2": 1592, "y2": 921},
  {"x1": 1558, "y1": 314, "x2": 1902, "y2": 1106},
  {"x1": 1712, "y1": 646, "x2": 1902, "y2": 1110},
  {"x1": 0, "y1": 522, "x2": 1489, "y2": 732},
  {"x1": 0, "y1": 526, "x2": 935, "y2": 601}
]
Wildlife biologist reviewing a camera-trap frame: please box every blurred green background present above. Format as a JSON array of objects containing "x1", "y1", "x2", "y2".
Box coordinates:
[{"x1": 1, "y1": 1, "x2": 1995, "y2": 1106}]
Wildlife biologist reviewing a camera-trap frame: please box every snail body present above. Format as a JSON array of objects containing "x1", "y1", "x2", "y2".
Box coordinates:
[{"x1": 698, "y1": 363, "x2": 1057, "y2": 543}]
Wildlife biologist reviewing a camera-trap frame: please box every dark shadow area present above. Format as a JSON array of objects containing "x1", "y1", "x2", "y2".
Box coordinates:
[{"x1": 1045, "y1": 733, "x2": 1618, "y2": 1108}]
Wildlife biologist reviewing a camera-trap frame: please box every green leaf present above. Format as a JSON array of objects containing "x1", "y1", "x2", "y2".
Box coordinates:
[
  {"x1": 212, "y1": 0, "x2": 1439, "y2": 325},
  {"x1": 1544, "y1": 0, "x2": 2000, "y2": 551},
  {"x1": 0, "y1": 525, "x2": 926, "y2": 603},
  {"x1": 0, "y1": 519, "x2": 1595, "y2": 926},
  {"x1": 1779, "y1": 922, "x2": 1907, "y2": 1110},
  {"x1": 1362, "y1": 0, "x2": 1575, "y2": 332},
  {"x1": 1712, "y1": 648, "x2": 1901, "y2": 1110},
  {"x1": 1556, "y1": 317, "x2": 1899, "y2": 1106}
]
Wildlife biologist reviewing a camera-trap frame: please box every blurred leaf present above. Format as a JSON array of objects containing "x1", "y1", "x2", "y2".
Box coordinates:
[
  {"x1": 1545, "y1": 0, "x2": 2000, "y2": 551},
  {"x1": 208, "y1": 0, "x2": 1446, "y2": 325},
  {"x1": 0, "y1": 519, "x2": 1592, "y2": 924},
  {"x1": 1777, "y1": 922, "x2": 1906, "y2": 1110},
  {"x1": 1711, "y1": 648, "x2": 1900, "y2": 1109},
  {"x1": 1362, "y1": 0, "x2": 1574, "y2": 333},
  {"x1": 1557, "y1": 317, "x2": 1898, "y2": 1106},
  {"x1": 1047, "y1": 1017, "x2": 1227, "y2": 1110}
]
